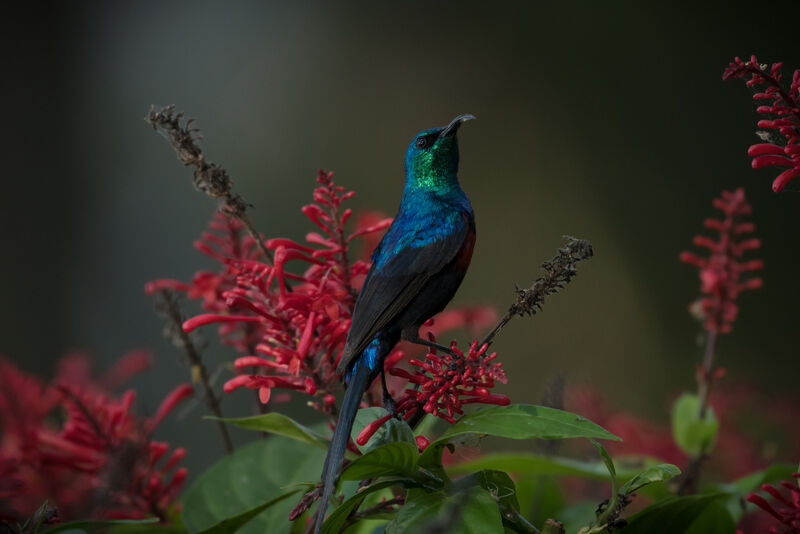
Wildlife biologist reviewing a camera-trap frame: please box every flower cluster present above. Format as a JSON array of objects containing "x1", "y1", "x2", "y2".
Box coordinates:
[
  {"x1": 723, "y1": 56, "x2": 800, "y2": 192},
  {"x1": 146, "y1": 212, "x2": 265, "y2": 354},
  {"x1": 355, "y1": 337, "x2": 509, "y2": 446},
  {"x1": 150, "y1": 170, "x2": 498, "y2": 416},
  {"x1": 392, "y1": 338, "x2": 509, "y2": 423},
  {"x1": 679, "y1": 188, "x2": 762, "y2": 334},
  {"x1": 0, "y1": 353, "x2": 191, "y2": 522},
  {"x1": 746, "y1": 472, "x2": 800, "y2": 533}
]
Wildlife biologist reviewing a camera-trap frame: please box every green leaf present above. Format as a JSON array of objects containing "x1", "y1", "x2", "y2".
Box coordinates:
[
  {"x1": 413, "y1": 414, "x2": 439, "y2": 438},
  {"x1": 715, "y1": 462, "x2": 797, "y2": 522},
  {"x1": 618, "y1": 464, "x2": 681, "y2": 496},
  {"x1": 321, "y1": 479, "x2": 412, "y2": 534},
  {"x1": 589, "y1": 440, "x2": 616, "y2": 480},
  {"x1": 589, "y1": 440, "x2": 618, "y2": 527},
  {"x1": 419, "y1": 405, "x2": 619, "y2": 470},
  {"x1": 671, "y1": 393, "x2": 718, "y2": 456},
  {"x1": 448, "y1": 452, "x2": 675, "y2": 503},
  {"x1": 457, "y1": 470, "x2": 538, "y2": 533},
  {"x1": 195, "y1": 491, "x2": 300, "y2": 534},
  {"x1": 341, "y1": 442, "x2": 420, "y2": 480},
  {"x1": 619, "y1": 493, "x2": 731, "y2": 534},
  {"x1": 181, "y1": 436, "x2": 326, "y2": 534},
  {"x1": 352, "y1": 408, "x2": 416, "y2": 452},
  {"x1": 515, "y1": 475, "x2": 565, "y2": 528},
  {"x1": 439, "y1": 405, "x2": 620, "y2": 443},
  {"x1": 461, "y1": 470, "x2": 520, "y2": 511},
  {"x1": 42, "y1": 519, "x2": 159, "y2": 533},
  {"x1": 448, "y1": 452, "x2": 646, "y2": 481},
  {"x1": 684, "y1": 501, "x2": 736, "y2": 534},
  {"x1": 211, "y1": 413, "x2": 329, "y2": 450},
  {"x1": 386, "y1": 486, "x2": 503, "y2": 534},
  {"x1": 723, "y1": 462, "x2": 796, "y2": 495},
  {"x1": 558, "y1": 501, "x2": 598, "y2": 534}
]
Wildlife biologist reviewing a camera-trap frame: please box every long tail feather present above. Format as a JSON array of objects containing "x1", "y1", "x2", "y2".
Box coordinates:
[{"x1": 313, "y1": 362, "x2": 372, "y2": 534}]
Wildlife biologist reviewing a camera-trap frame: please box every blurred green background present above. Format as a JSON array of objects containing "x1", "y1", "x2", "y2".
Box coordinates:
[{"x1": 2, "y1": 1, "x2": 799, "y2": 477}]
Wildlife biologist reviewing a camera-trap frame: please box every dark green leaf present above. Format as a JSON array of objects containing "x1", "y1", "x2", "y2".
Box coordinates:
[
  {"x1": 671, "y1": 394, "x2": 718, "y2": 456},
  {"x1": 448, "y1": 452, "x2": 647, "y2": 480},
  {"x1": 458, "y1": 470, "x2": 539, "y2": 533},
  {"x1": 439, "y1": 405, "x2": 620, "y2": 443},
  {"x1": 419, "y1": 405, "x2": 619, "y2": 470},
  {"x1": 684, "y1": 501, "x2": 735, "y2": 534},
  {"x1": 386, "y1": 486, "x2": 503, "y2": 534},
  {"x1": 413, "y1": 414, "x2": 439, "y2": 438},
  {"x1": 515, "y1": 475, "x2": 565, "y2": 528},
  {"x1": 181, "y1": 436, "x2": 326, "y2": 534},
  {"x1": 448, "y1": 452, "x2": 674, "y2": 502},
  {"x1": 589, "y1": 440, "x2": 618, "y2": 527},
  {"x1": 558, "y1": 501, "x2": 597, "y2": 534},
  {"x1": 589, "y1": 440, "x2": 616, "y2": 480},
  {"x1": 341, "y1": 442, "x2": 419, "y2": 480},
  {"x1": 724, "y1": 462, "x2": 797, "y2": 495},
  {"x1": 352, "y1": 408, "x2": 416, "y2": 452},
  {"x1": 620, "y1": 493, "x2": 731, "y2": 534},
  {"x1": 195, "y1": 491, "x2": 299, "y2": 534},
  {"x1": 618, "y1": 464, "x2": 681, "y2": 496},
  {"x1": 321, "y1": 479, "x2": 411, "y2": 534},
  {"x1": 716, "y1": 462, "x2": 796, "y2": 521},
  {"x1": 458, "y1": 470, "x2": 520, "y2": 511},
  {"x1": 42, "y1": 519, "x2": 158, "y2": 533},
  {"x1": 210, "y1": 413, "x2": 329, "y2": 450}
]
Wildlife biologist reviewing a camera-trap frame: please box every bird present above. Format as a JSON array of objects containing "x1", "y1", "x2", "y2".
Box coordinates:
[{"x1": 313, "y1": 114, "x2": 477, "y2": 534}]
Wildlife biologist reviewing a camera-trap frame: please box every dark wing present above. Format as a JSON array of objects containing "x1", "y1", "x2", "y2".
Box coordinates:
[{"x1": 337, "y1": 218, "x2": 469, "y2": 374}]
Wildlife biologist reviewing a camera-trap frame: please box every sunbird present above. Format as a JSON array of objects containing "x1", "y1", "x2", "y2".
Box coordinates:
[{"x1": 313, "y1": 114, "x2": 477, "y2": 533}]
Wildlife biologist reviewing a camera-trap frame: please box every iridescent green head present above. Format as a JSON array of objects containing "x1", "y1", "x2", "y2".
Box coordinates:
[{"x1": 404, "y1": 114, "x2": 475, "y2": 190}]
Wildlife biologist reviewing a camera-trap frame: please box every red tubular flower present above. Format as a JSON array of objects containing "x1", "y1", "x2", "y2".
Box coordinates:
[
  {"x1": 152, "y1": 170, "x2": 496, "y2": 419},
  {"x1": 354, "y1": 337, "x2": 508, "y2": 443},
  {"x1": 679, "y1": 188, "x2": 762, "y2": 334},
  {"x1": 723, "y1": 55, "x2": 800, "y2": 192},
  {"x1": 396, "y1": 337, "x2": 508, "y2": 421},
  {"x1": 745, "y1": 473, "x2": 800, "y2": 533},
  {"x1": 0, "y1": 355, "x2": 190, "y2": 522}
]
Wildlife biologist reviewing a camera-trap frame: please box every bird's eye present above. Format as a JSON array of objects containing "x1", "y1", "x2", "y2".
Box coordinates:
[{"x1": 415, "y1": 137, "x2": 428, "y2": 149}]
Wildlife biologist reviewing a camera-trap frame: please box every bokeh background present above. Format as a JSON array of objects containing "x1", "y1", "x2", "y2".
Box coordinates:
[{"x1": 3, "y1": 1, "x2": 799, "y2": 478}]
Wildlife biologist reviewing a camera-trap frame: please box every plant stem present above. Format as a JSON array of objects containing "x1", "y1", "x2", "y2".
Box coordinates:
[
  {"x1": 153, "y1": 289, "x2": 234, "y2": 453},
  {"x1": 697, "y1": 331, "x2": 717, "y2": 419},
  {"x1": 678, "y1": 330, "x2": 718, "y2": 495},
  {"x1": 146, "y1": 105, "x2": 274, "y2": 265},
  {"x1": 480, "y1": 236, "x2": 593, "y2": 347}
]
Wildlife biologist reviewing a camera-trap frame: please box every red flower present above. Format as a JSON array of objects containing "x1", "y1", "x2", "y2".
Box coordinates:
[
  {"x1": 679, "y1": 188, "x2": 762, "y2": 334},
  {"x1": 746, "y1": 473, "x2": 800, "y2": 533},
  {"x1": 146, "y1": 212, "x2": 265, "y2": 354},
  {"x1": 724, "y1": 56, "x2": 800, "y2": 192},
  {"x1": 354, "y1": 336, "x2": 509, "y2": 443},
  {"x1": 0, "y1": 354, "x2": 190, "y2": 522}
]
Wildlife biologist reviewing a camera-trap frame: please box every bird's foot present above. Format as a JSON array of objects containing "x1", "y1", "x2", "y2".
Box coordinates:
[
  {"x1": 383, "y1": 393, "x2": 398, "y2": 418},
  {"x1": 402, "y1": 333, "x2": 459, "y2": 357}
]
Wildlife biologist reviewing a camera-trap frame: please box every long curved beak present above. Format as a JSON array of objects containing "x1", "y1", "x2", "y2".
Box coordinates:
[{"x1": 439, "y1": 113, "x2": 476, "y2": 138}]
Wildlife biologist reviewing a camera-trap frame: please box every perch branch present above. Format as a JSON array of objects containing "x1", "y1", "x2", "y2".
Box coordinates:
[
  {"x1": 146, "y1": 104, "x2": 273, "y2": 264},
  {"x1": 481, "y1": 236, "x2": 594, "y2": 347},
  {"x1": 152, "y1": 289, "x2": 234, "y2": 453}
]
